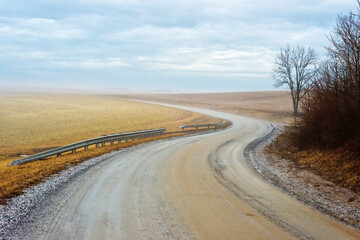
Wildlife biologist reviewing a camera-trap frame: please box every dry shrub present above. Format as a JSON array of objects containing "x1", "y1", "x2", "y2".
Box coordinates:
[
  {"x1": 292, "y1": 5, "x2": 360, "y2": 150},
  {"x1": 295, "y1": 70, "x2": 360, "y2": 149}
]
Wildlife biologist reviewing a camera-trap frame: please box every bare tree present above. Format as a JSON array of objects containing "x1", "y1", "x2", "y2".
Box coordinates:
[
  {"x1": 327, "y1": 1, "x2": 360, "y2": 92},
  {"x1": 272, "y1": 44, "x2": 317, "y2": 120}
]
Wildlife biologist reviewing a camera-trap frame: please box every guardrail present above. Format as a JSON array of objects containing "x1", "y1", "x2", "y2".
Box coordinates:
[
  {"x1": 180, "y1": 121, "x2": 226, "y2": 131},
  {"x1": 9, "y1": 128, "x2": 166, "y2": 166}
]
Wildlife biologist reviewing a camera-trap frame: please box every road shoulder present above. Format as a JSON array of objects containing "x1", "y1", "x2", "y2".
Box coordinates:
[{"x1": 247, "y1": 130, "x2": 360, "y2": 230}]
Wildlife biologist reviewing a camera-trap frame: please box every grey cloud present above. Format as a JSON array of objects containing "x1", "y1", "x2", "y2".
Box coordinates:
[{"x1": 0, "y1": 0, "x2": 357, "y2": 91}]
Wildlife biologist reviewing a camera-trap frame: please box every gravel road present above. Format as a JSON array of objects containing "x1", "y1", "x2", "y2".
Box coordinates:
[{"x1": 7, "y1": 103, "x2": 360, "y2": 240}]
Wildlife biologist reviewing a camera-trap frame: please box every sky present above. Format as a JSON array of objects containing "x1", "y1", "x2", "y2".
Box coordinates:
[{"x1": 0, "y1": 0, "x2": 358, "y2": 93}]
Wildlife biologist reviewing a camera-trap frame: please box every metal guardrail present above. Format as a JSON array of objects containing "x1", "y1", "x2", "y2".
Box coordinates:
[
  {"x1": 180, "y1": 121, "x2": 226, "y2": 131},
  {"x1": 9, "y1": 128, "x2": 166, "y2": 166}
]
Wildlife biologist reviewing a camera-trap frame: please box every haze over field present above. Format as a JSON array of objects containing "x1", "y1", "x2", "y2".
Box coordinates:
[
  {"x1": 0, "y1": 0, "x2": 357, "y2": 92},
  {"x1": 119, "y1": 91, "x2": 293, "y2": 123}
]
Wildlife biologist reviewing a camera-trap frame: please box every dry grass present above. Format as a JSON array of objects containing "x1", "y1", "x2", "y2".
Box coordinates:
[
  {"x1": 118, "y1": 91, "x2": 293, "y2": 123},
  {"x1": 0, "y1": 94, "x2": 220, "y2": 159},
  {"x1": 0, "y1": 93, "x2": 222, "y2": 204}
]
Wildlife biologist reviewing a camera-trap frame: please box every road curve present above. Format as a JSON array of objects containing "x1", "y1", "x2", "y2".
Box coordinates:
[{"x1": 13, "y1": 103, "x2": 360, "y2": 240}]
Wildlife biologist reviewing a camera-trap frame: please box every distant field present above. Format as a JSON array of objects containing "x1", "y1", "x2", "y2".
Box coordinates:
[
  {"x1": 0, "y1": 94, "x2": 219, "y2": 161},
  {"x1": 118, "y1": 91, "x2": 293, "y2": 123}
]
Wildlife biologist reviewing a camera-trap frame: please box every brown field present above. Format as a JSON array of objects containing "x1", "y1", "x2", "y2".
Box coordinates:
[
  {"x1": 0, "y1": 93, "x2": 221, "y2": 204},
  {"x1": 118, "y1": 91, "x2": 293, "y2": 123}
]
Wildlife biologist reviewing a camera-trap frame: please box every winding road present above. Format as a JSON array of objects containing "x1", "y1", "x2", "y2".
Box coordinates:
[{"x1": 14, "y1": 103, "x2": 360, "y2": 240}]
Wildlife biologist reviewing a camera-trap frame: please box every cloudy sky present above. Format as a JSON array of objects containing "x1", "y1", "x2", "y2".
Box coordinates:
[{"x1": 0, "y1": 0, "x2": 357, "y2": 92}]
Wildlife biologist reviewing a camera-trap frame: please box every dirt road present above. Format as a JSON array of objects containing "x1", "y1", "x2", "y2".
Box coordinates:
[{"x1": 13, "y1": 103, "x2": 360, "y2": 240}]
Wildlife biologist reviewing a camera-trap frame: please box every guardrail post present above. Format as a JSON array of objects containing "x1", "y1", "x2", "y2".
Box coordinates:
[
  {"x1": 57, "y1": 153, "x2": 61, "y2": 157},
  {"x1": 110, "y1": 140, "x2": 114, "y2": 145},
  {"x1": 101, "y1": 142, "x2": 105, "y2": 147},
  {"x1": 125, "y1": 138, "x2": 128, "y2": 142},
  {"x1": 96, "y1": 143, "x2": 99, "y2": 148},
  {"x1": 72, "y1": 149, "x2": 76, "y2": 154},
  {"x1": 178, "y1": 121, "x2": 224, "y2": 131},
  {"x1": 84, "y1": 146, "x2": 88, "y2": 151}
]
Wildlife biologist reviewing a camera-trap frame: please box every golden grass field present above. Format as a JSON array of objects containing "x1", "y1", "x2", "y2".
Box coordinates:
[
  {"x1": 0, "y1": 94, "x2": 221, "y2": 204},
  {"x1": 0, "y1": 94, "x2": 219, "y2": 158}
]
